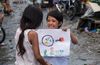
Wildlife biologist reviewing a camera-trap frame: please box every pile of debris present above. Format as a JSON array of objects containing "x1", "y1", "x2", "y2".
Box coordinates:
[{"x1": 77, "y1": 2, "x2": 100, "y2": 33}]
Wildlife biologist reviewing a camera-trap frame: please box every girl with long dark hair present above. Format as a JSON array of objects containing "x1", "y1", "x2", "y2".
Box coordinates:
[{"x1": 15, "y1": 5, "x2": 51, "y2": 65}]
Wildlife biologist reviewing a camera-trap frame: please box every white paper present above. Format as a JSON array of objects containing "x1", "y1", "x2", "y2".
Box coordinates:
[{"x1": 37, "y1": 29, "x2": 71, "y2": 57}]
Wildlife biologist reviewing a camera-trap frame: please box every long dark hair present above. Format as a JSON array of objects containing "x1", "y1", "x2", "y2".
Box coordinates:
[{"x1": 16, "y1": 5, "x2": 43, "y2": 57}]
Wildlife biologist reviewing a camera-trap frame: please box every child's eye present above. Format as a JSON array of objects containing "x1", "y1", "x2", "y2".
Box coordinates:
[{"x1": 52, "y1": 20, "x2": 56, "y2": 23}]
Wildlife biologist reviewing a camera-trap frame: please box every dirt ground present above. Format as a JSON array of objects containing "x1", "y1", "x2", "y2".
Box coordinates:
[{"x1": 65, "y1": 19, "x2": 100, "y2": 65}]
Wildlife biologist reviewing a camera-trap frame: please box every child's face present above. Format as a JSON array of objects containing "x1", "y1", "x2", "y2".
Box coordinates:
[{"x1": 47, "y1": 16, "x2": 59, "y2": 29}]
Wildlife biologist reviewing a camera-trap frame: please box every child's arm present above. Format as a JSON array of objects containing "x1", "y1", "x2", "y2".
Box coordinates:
[
  {"x1": 28, "y1": 31, "x2": 51, "y2": 65},
  {"x1": 62, "y1": 27, "x2": 78, "y2": 44},
  {"x1": 70, "y1": 32, "x2": 78, "y2": 44}
]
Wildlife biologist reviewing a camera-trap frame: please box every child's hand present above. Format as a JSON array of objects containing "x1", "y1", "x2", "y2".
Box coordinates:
[
  {"x1": 46, "y1": 61, "x2": 52, "y2": 65},
  {"x1": 47, "y1": 63, "x2": 52, "y2": 65},
  {"x1": 47, "y1": 62, "x2": 52, "y2": 65}
]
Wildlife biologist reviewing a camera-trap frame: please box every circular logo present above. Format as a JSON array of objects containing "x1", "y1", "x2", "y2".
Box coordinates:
[{"x1": 42, "y1": 35, "x2": 54, "y2": 47}]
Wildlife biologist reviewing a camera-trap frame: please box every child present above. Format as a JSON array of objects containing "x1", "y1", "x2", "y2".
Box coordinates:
[
  {"x1": 46, "y1": 10, "x2": 78, "y2": 44},
  {"x1": 15, "y1": 5, "x2": 51, "y2": 65},
  {"x1": 44, "y1": 10, "x2": 78, "y2": 65}
]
